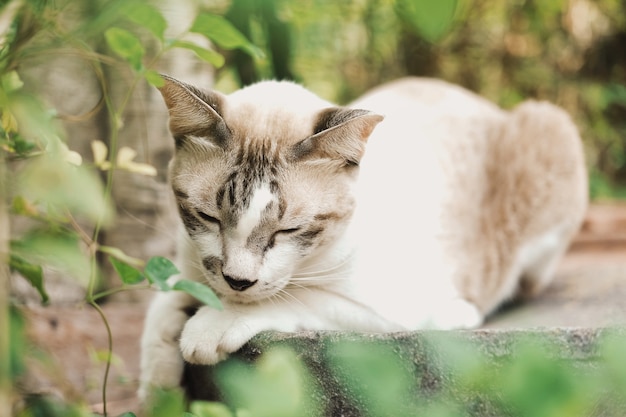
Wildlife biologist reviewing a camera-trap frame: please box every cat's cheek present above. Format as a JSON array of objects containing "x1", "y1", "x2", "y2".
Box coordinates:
[
  {"x1": 192, "y1": 233, "x2": 223, "y2": 259},
  {"x1": 261, "y1": 245, "x2": 300, "y2": 282}
]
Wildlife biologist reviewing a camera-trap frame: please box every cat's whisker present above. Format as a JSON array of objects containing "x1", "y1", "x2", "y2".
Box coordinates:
[
  {"x1": 291, "y1": 272, "x2": 349, "y2": 281},
  {"x1": 293, "y1": 258, "x2": 352, "y2": 277},
  {"x1": 276, "y1": 288, "x2": 306, "y2": 307},
  {"x1": 295, "y1": 255, "x2": 352, "y2": 274},
  {"x1": 118, "y1": 206, "x2": 179, "y2": 242}
]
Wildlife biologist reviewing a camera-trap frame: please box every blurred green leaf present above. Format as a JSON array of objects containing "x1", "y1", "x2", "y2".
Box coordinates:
[
  {"x1": 109, "y1": 257, "x2": 144, "y2": 285},
  {"x1": 19, "y1": 393, "x2": 92, "y2": 417},
  {"x1": 172, "y1": 279, "x2": 223, "y2": 310},
  {"x1": 190, "y1": 14, "x2": 263, "y2": 58},
  {"x1": 124, "y1": 3, "x2": 167, "y2": 41},
  {"x1": 99, "y1": 245, "x2": 144, "y2": 267},
  {"x1": 118, "y1": 413, "x2": 137, "y2": 417},
  {"x1": 11, "y1": 195, "x2": 39, "y2": 217},
  {"x1": 328, "y1": 341, "x2": 416, "y2": 416},
  {"x1": 1, "y1": 70, "x2": 24, "y2": 93},
  {"x1": 7, "y1": 92, "x2": 58, "y2": 145},
  {"x1": 9, "y1": 135, "x2": 37, "y2": 155},
  {"x1": 105, "y1": 27, "x2": 145, "y2": 71},
  {"x1": 190, "y1": 401, "x2": 235, "y2": 417},
  {"x1": 9, "y1": 307, "x2": 26, "y2": 379},
  {"x1": 497, "y1": 340, "x2": 589, "y2": 417},
  {"x1": 11, "y1": 229, "x2": 90, "y2": 285},
  {"x1": 18, "y1": 151, "x2": 113, "y2": 225},
  {"x1": 218, "y1": 348, "x2": 319, "y2": 417},
  {"x1": 604, "y1": 83, "x2": 626, "y2": 107},
  {"x1": 143, "y1": 388, "x2": 186, "y2": 417},
  {"x1": 9, "y1": 254, "x2": 48, "y2": 303},
  {"x1": 397, "y1": 0, "x2": 458, "y2": 43},
  {"x1": 171, "y1": 40, "x2": 225, "y2": 68},
  {"x1": 144, "y1": 69, "x2": 165, "y2": 87},
  {"x1": 145, "y1": 256, "x2": 179, "y2": 290}
]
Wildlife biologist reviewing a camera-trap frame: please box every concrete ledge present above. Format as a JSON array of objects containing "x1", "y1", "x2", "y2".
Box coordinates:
[{"x1": 183, "y1": 328, "x2": 626, "y2": 417}]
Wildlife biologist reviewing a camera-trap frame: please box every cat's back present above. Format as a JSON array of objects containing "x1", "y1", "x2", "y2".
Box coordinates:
[
  {"x1": 348, "y1": 77, "x2": 587, "y2": 318},
  {"x1": 351, "y1": 77, "x2": 503, "y2": 120}
]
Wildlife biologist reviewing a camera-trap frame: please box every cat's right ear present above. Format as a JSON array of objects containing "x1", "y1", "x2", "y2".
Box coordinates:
[{"x1": 157, "y1": 75, "x2": 231, "y2": 148}]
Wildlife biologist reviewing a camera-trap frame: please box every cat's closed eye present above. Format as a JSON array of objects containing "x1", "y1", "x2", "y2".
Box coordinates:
[
  {"x1": 266, "y1": 227, "x2": 302, "y2": 251},
  {"x1": 197, "y1": 212, "x2": 221, "y2": 226},
  {"x1": 278, "y1": 227, "x2": 301, "y2": 235}
]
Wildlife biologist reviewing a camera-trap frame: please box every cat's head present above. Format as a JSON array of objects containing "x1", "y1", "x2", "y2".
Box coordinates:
[{"x1": 158, "y1": 75, "x2": 383, "y2": 303}]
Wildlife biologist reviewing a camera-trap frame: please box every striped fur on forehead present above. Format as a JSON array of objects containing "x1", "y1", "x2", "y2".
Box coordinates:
[{"x1": 216, "y1": 138, "x2": 287, "y2": 218}]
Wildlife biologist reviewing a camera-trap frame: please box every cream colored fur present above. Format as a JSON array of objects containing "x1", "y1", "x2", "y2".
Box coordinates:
[{"x1": 139, "y1": 76, "x2": 587, "y2": 399}]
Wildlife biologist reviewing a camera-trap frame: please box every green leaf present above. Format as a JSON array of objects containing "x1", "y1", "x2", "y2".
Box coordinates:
[
  {"x1": 217, "y1": 348, "x2": 318, "y2": 417},
  {"x1": 118, "y1": 413, "x2": 137, "y2": 417},
  {"x1": 124, "y1": 3, "x2": 167, "y2": 41},
  {"x1": 9, "y1": 254, "x2": 48, "y2": 303},
  {"x1": 109, "y1": 257, "x2": 144, "y2": 285},
  {"x1": 1, "y1": 70, "x2": 24, "y2": 93},
  {"x1": 328, "y1": 341, "x2": 415, "y2": 416},
  {"x1": 8, "y1": 91, "x2": 58, "y2": 145},
  {"x1": 11, "y1": 229, "x2": 91, "y2": 285},
  {"x1": 398, "y1": 0, "x2": 458, "y2": 43},
  {"x1": 99, "y1": 245, "x2": 144, "y2": 267},
  {"x1": 171, "y1": 40, "x2": 225, "y2": 68},
  {"x1": 145, "y1": 256, "x2": 179, "y2": 290},
  {"x1": 145, "y1": 388, "x2": 186, "y2": 417},
  {"x1": 190, "y1": 14, "x2": 263, "y2": 58},
  {"x1": 172, "y1": 279, "x2": 223, "y2": 310},
  {"x1": 18, "y1": 150, "x2": 113, "y2": 225},
  {"x1": 105, "y1": 27, "x2": 145, "y2": 71},
  {"x1": 190, "y1": 401, "x2": 234, "y2": 417},
  {"x1": 10, "y1": 135, "x2": 37, "y2": 155},
  {"x1": 144, "y1": 69, "x2": 165, "y2": 88},
  {"x1": 11, "y1": 195, "x2": 38, "y2": 217}
]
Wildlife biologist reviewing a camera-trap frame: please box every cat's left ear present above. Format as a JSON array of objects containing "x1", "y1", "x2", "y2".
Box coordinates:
[{"x1": 292, "y1": 108, "x2": 384, "y2": 165}]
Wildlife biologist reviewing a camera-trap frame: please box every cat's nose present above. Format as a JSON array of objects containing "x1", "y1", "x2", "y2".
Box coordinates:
[{"x1": 223, "y1": 274, "x2": 257, "y2": 291}]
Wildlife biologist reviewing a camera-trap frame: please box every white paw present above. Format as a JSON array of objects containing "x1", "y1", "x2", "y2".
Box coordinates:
[
  {"x1": 179, "y1": 306, "x2": 256, "y2": 365},
  {"x1": 426, "y1": 298, "x2": 483, "y2": 330}
]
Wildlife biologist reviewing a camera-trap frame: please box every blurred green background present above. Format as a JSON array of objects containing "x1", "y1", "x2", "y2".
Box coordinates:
[
  {"x1": 210, "y1": 0, "x2": 626, "y2": 200},
  {"x1": 3, "y1": 1, "x2": 626, "y2": 416}
]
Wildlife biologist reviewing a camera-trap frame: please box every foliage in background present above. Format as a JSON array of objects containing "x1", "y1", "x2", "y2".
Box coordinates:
[
  {"x1": 2, "y1": 0, "x2": 626, "y2": 416},
  {"x1": 211, "y1": 0, "x2": 626, "y2": 199},
  {"x1": 1, "y1": 0, "x2": 255, "y2": 415}
]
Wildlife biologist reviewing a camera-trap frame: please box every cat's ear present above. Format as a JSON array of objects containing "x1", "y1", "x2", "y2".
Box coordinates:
[
  {"x1": 157, "y1": 75, "x2": 230, "y2": 148},
  {"x1": 292, "y1": 108, "x2": 383, "y2": 165}
]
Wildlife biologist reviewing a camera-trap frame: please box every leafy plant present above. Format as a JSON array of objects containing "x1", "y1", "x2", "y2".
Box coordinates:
[{"x1": 1, "y1": 0, "x2": 258, "y2": 415}]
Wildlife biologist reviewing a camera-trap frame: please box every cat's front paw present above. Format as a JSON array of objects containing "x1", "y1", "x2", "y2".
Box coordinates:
[
  {"x1": 179, "y1": 306, "x2": 256, "y2": 365},
  {"x1": 426, "y1": 298, "x2": 484, "y2": 330}
]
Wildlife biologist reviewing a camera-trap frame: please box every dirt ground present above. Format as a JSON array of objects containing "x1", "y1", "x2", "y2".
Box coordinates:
[{"x1": 17, "y1": 203, "x2": 626, "y2": 416}]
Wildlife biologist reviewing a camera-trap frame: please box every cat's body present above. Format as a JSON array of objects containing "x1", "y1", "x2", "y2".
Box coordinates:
[{"x1": 139, "y1": 76, "x2": 587, "y2": 396}]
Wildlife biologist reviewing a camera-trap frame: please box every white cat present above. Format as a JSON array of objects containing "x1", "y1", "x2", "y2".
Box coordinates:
[{"x1": 139, "y1": 75, "x2": 587, "y2": 397}]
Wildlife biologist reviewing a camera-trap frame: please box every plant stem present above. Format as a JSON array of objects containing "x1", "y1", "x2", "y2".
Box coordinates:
[
  {"x1": 91, "y1": 283, "x2": 151, "y2": 303},
  {"x1": 89, "y1": 300, "x2": 113, "y2": 417},
  {"x1": 0, "y1": 149, "x2": 12, "y2": 417}
]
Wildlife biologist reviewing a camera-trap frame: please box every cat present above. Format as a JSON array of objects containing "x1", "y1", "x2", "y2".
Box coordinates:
[{"x1": 139, "y1": 75, "x2": 587, "y2": 397}]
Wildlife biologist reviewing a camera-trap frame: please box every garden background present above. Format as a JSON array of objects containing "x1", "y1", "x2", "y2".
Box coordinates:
[{"x1": 2, "y1": 0, "x2": 626, "y2": 416}]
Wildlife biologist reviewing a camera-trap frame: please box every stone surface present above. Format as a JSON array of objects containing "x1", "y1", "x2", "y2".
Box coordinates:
[{"x1": 184, "y1": 327, "x2": 624, "y2": 417}]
